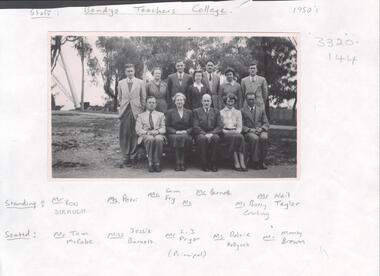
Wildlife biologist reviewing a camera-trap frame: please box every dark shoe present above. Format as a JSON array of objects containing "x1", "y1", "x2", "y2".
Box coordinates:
[
  {"x1": 241, "y1": 167, "x2": 248, "y2": 172},
  {"x1": 202, "y1": 165, "x2": 210, "y2": 172},
  {"x1": 252, "y1": 162, "x2": 259, "y2": 170},
  {"x1": 175, "y1": 164, "x2": 181, "y2": 171},
  {"x1": 154, "y1": 164, "x2": 162, "y2": 172},
  {"x1": 234, "y1": 166, "x2": 242, "y2": 171},
  {"x1": 131, "y1": 159, "x2": 138, "y2": 165},
  {"x1": 148, "y1": 165, "x2": 155, "y2": 173},
  {"x1": 259, "y1": 162, "x2": 267, "y2": 170},
  {"x1": 210, "y1": 165, "x2": 218, "y2": 172},
  {"x1": 180, "y1": 164, "x2": 186, "y2": 171},
  {"x1": 124, "y1": 159, "x2": 132, "y2": 167}
]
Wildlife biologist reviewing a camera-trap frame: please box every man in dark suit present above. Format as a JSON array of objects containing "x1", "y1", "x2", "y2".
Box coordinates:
[
  {"x1": 202, "y1": 60, "x2": 221, "y2": 109},
  {"x1": 193, "y1": 94, "x2": 223, "y2": 172},
  {"x1": 167, "y1": 60, "x2": 193, "y2": 109},
  {"x1": 241, "y1": 93, "x2": 270, "y2": 170}
]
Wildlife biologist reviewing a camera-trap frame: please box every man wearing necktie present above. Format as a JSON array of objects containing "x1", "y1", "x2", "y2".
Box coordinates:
[
  {"x1": 193, "y1": 94, "x2": 223, "y2": 172},
  {"x1": 241, "y1": 61, "x2": 269, "y2": 113},
  {"x1": 118, "y1": 64, "x2": 146, "y2": 167},
  {"x1": 202, "y1": 60, "x2": 221, "y2": 109},
  {"x1": 167, "y1": 60, "x2": 193, "y2": 109},
  {"x1": 135, "y1": 96, "x2": 166, "y2": 172},
  {"x1": 241, "y1": 93, "x2": 270, "y2": 170}
]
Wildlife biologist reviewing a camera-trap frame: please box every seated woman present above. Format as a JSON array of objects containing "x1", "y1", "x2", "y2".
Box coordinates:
[
  {"x1": 166, "y1": 93, "x2": 193, "y2": 171},
  {"x1": 220, "y1": 93, "x2": 247, "y2": 171},
  {"x1": 187, "y1": 69, "x2": 211, "y2": 110},
  {"x1": 219, "y1": 67, "x2": 243, "y2": 109},
  {"x1": 146, "y1": 67, "x2": 168, "y2": 113}
]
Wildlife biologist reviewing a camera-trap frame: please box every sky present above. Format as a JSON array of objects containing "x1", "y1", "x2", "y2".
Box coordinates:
[{"x1": 52, "y1": 37, "x2": 105, "y2": 110}]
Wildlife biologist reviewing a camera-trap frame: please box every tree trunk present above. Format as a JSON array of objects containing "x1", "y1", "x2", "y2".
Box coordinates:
[
  {"x1": 113, "y1": 77, "x2": 119, "y2": 112},
  {"x1": 51, "y1": 94, "x2": 56, "y2": 110},
  {"x1": 80, "y1": 55, "x2": 84, "y2": 111},
  {"x1": 292, "y1": 97, "x2": 297, "y2": 123},
  {"x1": 80, "y1": 55, "x2": 85, "y2": 111},
  {"x1": 60, "y1": 51, "x2": 79, "y2": 109}
]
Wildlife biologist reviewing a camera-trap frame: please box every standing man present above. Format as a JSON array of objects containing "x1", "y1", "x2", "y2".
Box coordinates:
[
  {"x1": 202, "y1": 60, "x2": 221, "y2": 109},
  {"x1": 118, "y1": 63, "x2": 146, "y2": 167},
  {"x1": 167, "y1": 60, "x2": 193, "y2": 109},
  {"x1": 135, "y1": 96, "x2": 166, "y2": 173},
  {"x1": 241, "y1": 93, "x2": 269, "y2": 170},
  {"x1": 193, "y1": 94, "x2": 223, "y2": 172},
  {"x1": 241, "y1": 62, "x2": 268, "y2": 112}
]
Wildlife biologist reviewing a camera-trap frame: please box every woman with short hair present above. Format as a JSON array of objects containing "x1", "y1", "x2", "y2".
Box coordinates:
[
  {"x1": 165, "y1": 93, "x2": 193, "y2": 171},
  {"x1": 187, "y1": 69, "x2": 211, "y2": 110},
  {"x1": 220, "y1": 93, "x2": 247, "y2": 171},
  {"x1": 145, "y1": 67, "x2": 168, "y2": 113},
  {"x1": 219, "y1": 67, "x2": 243, "y2": 109}
]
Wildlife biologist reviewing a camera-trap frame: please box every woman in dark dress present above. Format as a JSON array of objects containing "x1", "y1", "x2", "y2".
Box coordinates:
[
  {"x1": 166, "y1": 93, "x2": 193, "y2": 171},
  {"x1": 220, "y1": 93, "x2": 247, "y2": 171},
  {"x1": 145, "y1": 67, "x2": 168, "y2": 113},
  {"x1": 187, "y1": 69, "x2": 211, "y2": 110},
  {"x1": 219, "y1": 67, "x2": 243, "y2": 109}
]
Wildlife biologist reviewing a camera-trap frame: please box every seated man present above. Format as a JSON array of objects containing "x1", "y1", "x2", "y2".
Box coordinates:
[
  {"x1": 193, "y1": 94, "x2": 223, "y2": 172},
  {"x1": 241, "y1": 93, "x2": 269, "y2": 170},
  {"x1": 135, "y1": 96, "x2": 166, "y2": 173}
]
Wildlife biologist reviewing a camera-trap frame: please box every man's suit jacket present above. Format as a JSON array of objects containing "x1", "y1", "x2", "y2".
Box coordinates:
[
  {"x1": 165, "y1": 108, "x2": 193, "y2": 134},
  {"x1": 202, "y1": 71, "x2": 221, "y2": 109},
  {"x1": 187, "y1": 85, "x2": 211, "y2": 110},
  {"x1": 167, "y1": 72, "x2": 193, "y2": 107},
  {"x1": 241, "y1": 75, "x2": 268, "y2": 107},
  {"x1": 192, "y1": 107, "x2": 223, "y2": 135},
  {"x1": 241, "y1": 105, "x2": 269, "y2": 134},
  {"x1": 135, "y1": 110, "x2": 166, "y2": 144},
  {"x1": 118, "y1": 77, "x2": 146, "y2": 118}
]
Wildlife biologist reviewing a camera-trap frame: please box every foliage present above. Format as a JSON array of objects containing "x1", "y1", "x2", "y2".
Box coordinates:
[{"x1": 87, "y1": 36, "x2": 297, "y2": 112}]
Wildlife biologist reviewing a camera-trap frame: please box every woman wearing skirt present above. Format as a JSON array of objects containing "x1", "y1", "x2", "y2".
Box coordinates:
[
  {"x1": 166, "y1": 93, "x2": 193, "y2": 171},
  {"x1": 220, "y1": 93, "x2": 247, "y2": 171}
]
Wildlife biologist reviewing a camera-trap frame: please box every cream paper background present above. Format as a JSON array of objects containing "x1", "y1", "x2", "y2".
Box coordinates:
[{"x1": 0, "y1": 0, "x2": 378, "y2": 275}]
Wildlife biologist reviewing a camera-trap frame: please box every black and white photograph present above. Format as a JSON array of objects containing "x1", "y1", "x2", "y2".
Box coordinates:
[{"x1": 50, "y1": 33, "x2": 298, "y2": 178}]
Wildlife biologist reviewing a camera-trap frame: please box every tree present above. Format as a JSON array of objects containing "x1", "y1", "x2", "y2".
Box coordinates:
[
  {"x1": 248, "y1": 37, "x2": 297, "y2": 120},
  {"x1": 87, "y1": 35, "x2": 297, "y2": 119},
  {"x1": 88, "y1": 37, "x2": 141, "y2": 111},
  {"x1": 73, "y1": 37, "x2": 92, "y2": 111},
  {"x1": 51, "y1": 35, "x2": 93, "y2": 111}
]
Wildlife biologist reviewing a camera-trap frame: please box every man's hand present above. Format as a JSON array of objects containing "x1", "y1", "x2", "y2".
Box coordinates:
[
  {"x1": 147, "y1": 130, "x2": 158, "y2": 136},
  {"x1": 205, "y1": 133, "x2": 213, "y2": 139},
  {"x1": 255, "y1": 127, "x2": 263, "y2": 135},
  {"x1": 176, "y1": 130, "x2": 187, "y2": 135}
]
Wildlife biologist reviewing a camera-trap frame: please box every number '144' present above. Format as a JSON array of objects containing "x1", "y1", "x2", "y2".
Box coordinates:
[{"x1": 329, "y1": 53, "x2": 357, "y2": 65}]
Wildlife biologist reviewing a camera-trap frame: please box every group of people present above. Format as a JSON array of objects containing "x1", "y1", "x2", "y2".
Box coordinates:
[{"x1": 118, "y1": 60, "x2": 269, "y2": 173}]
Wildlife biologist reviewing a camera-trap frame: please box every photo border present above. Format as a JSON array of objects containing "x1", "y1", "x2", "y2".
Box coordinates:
[{"x1": 47, "y1": 31, "x2": 300, "y2": 182}]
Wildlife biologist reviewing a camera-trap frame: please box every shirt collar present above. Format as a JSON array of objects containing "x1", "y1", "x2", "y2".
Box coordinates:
[
  {"x1": 250, "y1": 75, "x2": 257, "y2": 82},
  {"x1": 223, "y1": 106, "x2": 234, "y2": 111},
  {"x1": 177, "y1": 72, "x2": 184, "y2": 78},
  {"x1": 194, "y1": 82, "x2": 203, "y2": 88},
  {"x1": 127, "y1": 77, "x2": 134, "y2": 83},
  {"x1": 226, "y1": 80, "x2": 235, "y2": 86}
]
